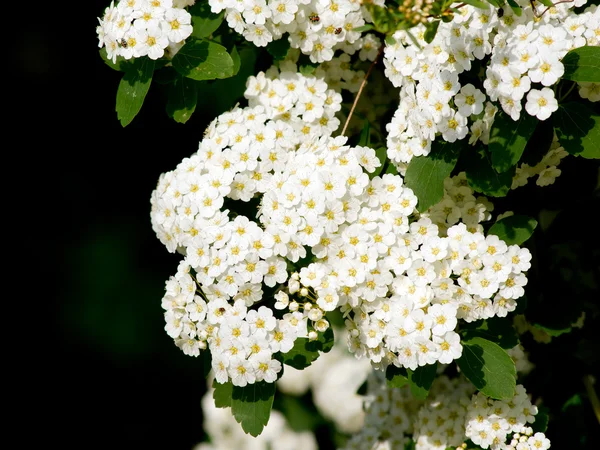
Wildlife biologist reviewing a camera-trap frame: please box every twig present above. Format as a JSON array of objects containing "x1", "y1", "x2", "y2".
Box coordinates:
[
  {"x1": 583, "y1": 374, "x2": 600, "y2": 425},
  {"x1": 340, "y1": 44, "x2": 385, "y2": 137}
]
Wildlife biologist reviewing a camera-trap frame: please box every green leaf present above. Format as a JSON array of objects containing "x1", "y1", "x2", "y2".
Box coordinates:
[
  {"x1": 454, "y1": 0, "x2": 488, "y2": 9},
  {"x1": 278, "y1": 394, "x2": 324, "y2": 432},
  {"x1": 266, "y1": 38, "x2": 291, "y2": 61},
  {"x1": 363, "y1": 3, "x2": 396, "y2": 34},
  {"x1": 189, "y1": 1, "x2": 224, "y2": 38},
  {"x1": 532, "y1": 323, "x2": 572, "y2": 337},
  {"x1": 213, "y1": 379, "x2": 233, "y2": 408},
  {"x1": 385, "y1": 365, "x2": 409, "y2": 389},
  {"x1": 457, "y1": 336, "x2": 517, "y2": 400},
  {"x1": 485, "y1": 0, "x2": 502, "y2": 7},
  {"x1": 488, "y1": 110, "x2": 538, "y2": 173},
  {"x1": 195, "y1": 45, "x2": 258, "y2": 116},
  {"x1": 358, "y1": 120, "x2": 371, "y2": 147},
  {"x1": 537, "y1": 0, "x2": 554, "y2": 7},
  {"x1": 407, "y1": 363, "x2": 437, "y2": 400},
  {"x1": 166, "y1": 75, "x2": 198, "y2": 123},
  {"x1": 172, "y1": 38, "x2": 234, "y2": 81},
  {"x1": 404, "y1": 140, "x2": 462, "y2": 212},
  {"x1": 231, "y1": 381, "x2": 276, "y2": 437},
  {"x1": 521, "y1": 116, "x2": 555, "y2": 167},
  {"x1": 353, "y1": 24, "x2": 374, "y2": 33},
  {"x1": 554, "y1": 102, "x2": 600, "y2": 159},
  {"x1": 230, "y1": 45, "x2": 241, "y2": 76},
  {"x1": 463, "y1": 146, "x2": 514, "y2": 197},
  {"x1": 424, "y1": 20, "x2": 440, "y2": 44},
  {"x1": 531, "y1": 405, "x2": 550, "y2": 433},
  {"x1": 506, "y1": 0, "x2": 522, "y2": 15},
  {"x1": 488, "y1": 214, "x2": 538, "y2": 246},
  {"x1": 460, "y1": 318, "x2": 520, "y2": 350},
  {"x1": 99, "y1": 47, "x2": 134, "y2": 72},
  {"x1": 115, "y1": 57, "x2": 154, "y2": 127},
  {"x1": 282, "y1": 327, "x2": 334, "y2": 370},
  {"x1": 562, "y1": 45, "x2": 600, "y2": 82}
]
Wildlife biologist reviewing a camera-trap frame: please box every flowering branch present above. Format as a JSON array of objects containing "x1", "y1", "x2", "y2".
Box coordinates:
[{"x1": 340, "y1": 44, "x2": 386, "y2": 137}]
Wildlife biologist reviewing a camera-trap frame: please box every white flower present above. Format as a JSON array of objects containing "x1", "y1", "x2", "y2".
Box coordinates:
[{"x1": 525, "y1": 88, "x2": 558, "y2": 121}]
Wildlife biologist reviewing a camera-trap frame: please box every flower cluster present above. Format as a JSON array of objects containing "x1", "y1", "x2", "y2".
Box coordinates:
[
  {"x1": 151, "y1": 68, "x2": 345, "y2": 386},
  {"x1": 383, "y1": 1, "x2": 598, "y2": 166},
  {"x1": 465, "y1": 387, "x2": 549, "y2": 449},
  {"x1": 342, "y1": 372, "x2": 549, "y2": 450},
  {"x1": 512, "y1": 133, "x2": 569, "y2": 189},
  {"x1": 207, "y1": 0, "x2": 376, "y2": 62},
  {"x1": 96, "y1": 0, "x2": 194, "y2": 63}
]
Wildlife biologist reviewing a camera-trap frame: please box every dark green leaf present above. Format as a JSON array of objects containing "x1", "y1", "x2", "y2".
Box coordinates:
[
  {"x1": 99, "y1": 47, "x2": 134, "y2": 72},
  {"x1": 532, "y1": 405, "x2": 550, "y2": 433},
  {"x1": 489, "y1": 110, "x2": 538, "y2": 173},
  {"x1": 488, "y1": 214, "x2": 538, "y2": 246},
  {"x1": 404, "y1": 140, "x2": 462, "y2": 212},
  {"x1": 190, "y1": 1, "x2": 224, "y2": 38},
  {"x1": 562, "y1": 46, "x2": 600, "y2": 82},
  {"x1": 554, "y1": 102, "x2": 600, "y2": 159},
  {"x1": 115, "y1": 57, "x2": 154, "y2": 127},
  {"x1": 521, "y1": 116, "x2": 555, "y2": 167},
  {"x1": 166, "y1": 75, "x2": 198, "y2": 123},
  {"x1": 282, "y1": 327, "x2": 334, "y2": 369},
  {"x1": 213, "y1": 379, "x2": 233, "y2": 408},
  {"x1": 506, "y1": 0, "x2": 522, "y2": 15},
  {"x1": 230, "y1": 45, "x2": 241, "y2": 75},
  {"x1": 424, "y1": 20, "x2": 440, "y2": 44},
  {"x1": 386, "y1": 365, "x2": 409, "y2": 389},
  {"x1": 463, "y1": 146, "x2": 514, "y2": 197},
  {"x1": 196, "y1": 45, "x2": 258, "y2": 116},
  {"x1": 457, "y1": 336, "x2": 516, "y2": 400},
  {"x1": 359, "y1": 120, "x2": 371, "y2": 147},
  {"x1": 172, "y1": 38, "x2": 234, "y2": 81},
  {"x1": 532, "y1": 323, "x2": 572, "y2": 337},
  {"x1": 537, "y1": 0, "x2": 554, "y2": 6},
  {"x1": 407, "y1": 363, "x2": 437, "y2": 399},
  {"x1": 231, "y1": 381, "x2": 276, "y2": 437},
  {"x1": 266, "y1": 38, "x2": 291, "y2": 61},
  {"x1": 460, "y1": 318, "x2": 520, "y2": 350}
]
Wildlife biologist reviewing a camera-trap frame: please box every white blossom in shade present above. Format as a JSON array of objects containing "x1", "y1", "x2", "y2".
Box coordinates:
[
  {"x1": 577, "y1": 82, "x2": 600, "y2": 102},
  {"x1": 525, "y1": 88, "x2": 558, "y2": 120},
  {"x1": 454, "y1": 83, "x2": 486, "y2": 117}
]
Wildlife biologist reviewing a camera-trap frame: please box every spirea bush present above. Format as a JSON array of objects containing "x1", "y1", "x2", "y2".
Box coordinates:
[{"x1": 97, "y1": 0, "x2": 600, "y2": 448}]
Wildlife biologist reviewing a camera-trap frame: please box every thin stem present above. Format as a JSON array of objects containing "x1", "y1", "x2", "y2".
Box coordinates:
[
  {"x1": 380, "y1": 157, "x2": 391, "y2": 176},
  {"x1": 583, "y1": 375, "x2": 600, "y2": 425},
  {"x1": 559, "y1": 81, "x2": 577, "y2": 103},
  {"x1": 340, "y1": 44, "x2": 385, "y2": 137}
]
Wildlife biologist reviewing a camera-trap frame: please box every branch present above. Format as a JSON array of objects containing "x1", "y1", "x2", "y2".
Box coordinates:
[{"x1": 340, "y1": 44, "x2": 385, "y2": 137}]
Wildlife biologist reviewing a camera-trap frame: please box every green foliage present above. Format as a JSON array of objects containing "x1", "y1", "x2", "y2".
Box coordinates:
[
  {"x1": 463, "y1": 145, "x2": 514, "y2": 197},
  {"x1": 115, "y1": 57, "x2": 154, "y2": 127},
  {"x1": 407, "y1": 363, "x2": 437, "y2": 400},
  {"x1": 281, "y1": 327, "x2": 334, "y2": 370},
  {"x1": 561, "y1": 46, "x2": 600, "y2": 83},
  {"x1": 457, "y1": 336, "x2": 517, "y2": 400},
  {"x1": 385, "y1": 365, "x2": 409, "y2": 389},
  {"x1": 266, "y1": 38, "x2": 291, "y2": 61},
  {"x1": 189, "y1": 1, "x2": 224, "y2": 38},
  {"x1": 488, "y1": 214, "x2": 538, "y2": 246},
  {"x1": 554, "y1": 102, "x2": 600, "y2": 159},
  {"x1": 172, "y1": 38, "x2": 235, "y2": 81},
  {"x1": 213, "y1": 379, "x2": 233, "y2": 408},
  {"x1": 488, "y1": 110, "x2": 538, "y2": 173},
  {"x1": 231, "y1": 381, "x2": 277, "y2": 437},
  {"x1": 166, "y1": 75, "x2": 198, "y2": 123},
  {"x1": 404, "y1": 140, "x2": 462, "y2": 212},
  {"x1": 460, "y1": 317, "x2": 520, "y2": 350}
]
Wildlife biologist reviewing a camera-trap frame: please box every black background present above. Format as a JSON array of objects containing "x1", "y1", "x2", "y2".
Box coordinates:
[{"x1": 23, "y1": 2, "x2": 599, "y2": 450}]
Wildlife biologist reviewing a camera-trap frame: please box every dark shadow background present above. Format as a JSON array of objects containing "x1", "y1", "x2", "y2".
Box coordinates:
[{"x1": 24, "y1": 2, "x2": 599, "y2": 450}]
